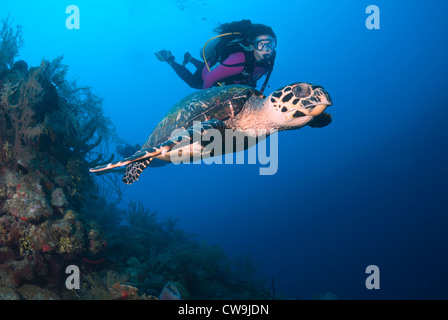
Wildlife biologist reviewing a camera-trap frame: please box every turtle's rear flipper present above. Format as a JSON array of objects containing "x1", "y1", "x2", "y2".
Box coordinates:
[
  {"x1": 122, "y1": 158, "x2": 153, "y2": 184},
  {"x1": 307, "y1": 112, "x2": 332, "y2": 128}
]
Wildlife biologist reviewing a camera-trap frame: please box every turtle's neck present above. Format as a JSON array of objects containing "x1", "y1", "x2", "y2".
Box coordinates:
[{"x1": 226, "y1": 96, "x2": 278, "y2": 133}]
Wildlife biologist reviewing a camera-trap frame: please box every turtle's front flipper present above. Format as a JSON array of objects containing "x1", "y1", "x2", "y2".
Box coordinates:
[
  {"x1": 307, "y1": 112, "x2": 332, "y2": 128},
  {"x1": 116, "y1": 142, "x2": 176, "y2": 184},
  {"x1": 90, "y1": 119, "x2": 227, "y2": 184},
  {"x1": 122, "y1": 158, "x2": 153, "y2": 184},
  {"x1": 89, "y1": 145, "x2": 168, "y2": 173},
  {"x1": 121, "y1": 119, "x2": 227, "y2": 184},
  {"x1": 90, "y1": 145, "x2": 168, "y2": 184}
]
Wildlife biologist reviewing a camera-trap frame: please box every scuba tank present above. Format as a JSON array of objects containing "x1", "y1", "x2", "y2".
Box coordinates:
[
  {"x1": 200, "y1": 22, "x2": 275, "y2": 94},
  {"x1": 200, "y1": 32, "x2": 248, "y2": 68}
]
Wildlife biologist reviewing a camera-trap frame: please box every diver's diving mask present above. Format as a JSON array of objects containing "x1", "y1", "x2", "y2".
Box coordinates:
[{"x1": 253, "y1": 38, "x2": 277, "y2": 52}]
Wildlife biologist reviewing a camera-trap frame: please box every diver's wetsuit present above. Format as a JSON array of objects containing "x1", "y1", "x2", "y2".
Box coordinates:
[{"x1": 169, "y1": 52, "x2": 269, "y2": 89}]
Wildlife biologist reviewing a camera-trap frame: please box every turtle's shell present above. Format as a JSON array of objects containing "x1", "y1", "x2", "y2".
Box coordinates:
[{"x1": 143, "y1": 85, "x2": 262, "y2": 148}]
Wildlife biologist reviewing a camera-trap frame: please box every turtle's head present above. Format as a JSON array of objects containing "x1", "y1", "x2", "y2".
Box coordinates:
[{"x1": 267, "y1": 83, "x2": 332, "y2": 129}]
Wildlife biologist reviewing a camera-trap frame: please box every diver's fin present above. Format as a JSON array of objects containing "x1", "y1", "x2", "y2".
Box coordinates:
[
  {"x1": 182, "y1": 52, "x2": 192, "y2": 66},
  {"x1": 155, "y1": 50, "x2": 175, "y2": 63},
  {"x1": 307, "y1": 112, "x2": 332, "y2": 128},
  {"x1": 122, "y1": 158, "x2": 153, "y2": 184}
]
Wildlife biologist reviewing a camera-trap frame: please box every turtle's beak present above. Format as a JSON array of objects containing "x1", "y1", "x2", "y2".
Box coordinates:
[
  {"x1": 299, "y1": 87, "x2": 332, "y2": 117},
  {"x1": 307, "y1": 104, "x2": 329, "y2": 116}
]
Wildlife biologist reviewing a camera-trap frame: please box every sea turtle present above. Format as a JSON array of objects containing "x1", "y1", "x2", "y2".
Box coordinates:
[{"x1": 90, "y1": 82, "x2": 333, "y2": 184}]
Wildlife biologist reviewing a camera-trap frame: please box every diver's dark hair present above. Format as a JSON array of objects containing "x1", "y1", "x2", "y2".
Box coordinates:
[
  {"x1": 246, "y1": 24, "x2": 276, "y2": 41},
  {"x1": 214, "y1": 20, "x2": 276, "y2": 45},
  {"x1": 213, "y1": 19, "x2": 253, "y2": 35}
]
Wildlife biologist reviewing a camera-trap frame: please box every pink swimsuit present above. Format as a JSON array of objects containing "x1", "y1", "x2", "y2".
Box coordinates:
[{"x1": 202, "y1": 52, "x2": 268, "y2": 89}]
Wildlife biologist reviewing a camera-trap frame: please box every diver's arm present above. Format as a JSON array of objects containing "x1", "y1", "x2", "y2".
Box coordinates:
[{"x1": 202, "y1": 52, "x2": 245, "y2": 89}]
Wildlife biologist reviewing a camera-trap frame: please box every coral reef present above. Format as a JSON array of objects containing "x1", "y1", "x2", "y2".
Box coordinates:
[
  {"x1": 0, "y1": 17, "x2": 111, "y2": 298},
  {"x1": 0, "y1": 16, "x2": 23, "y2": 70},
  {"x1": 85, "y1": 198, "x2": 271, "y2": 299},
  {"x1": 0, "y1": 17, "x2": 271, "y2": 300}
]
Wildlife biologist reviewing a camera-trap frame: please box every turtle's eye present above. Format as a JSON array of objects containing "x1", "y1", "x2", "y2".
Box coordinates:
[{"x1": 292, "y1": 83, "x2": 312, "y2": 98}]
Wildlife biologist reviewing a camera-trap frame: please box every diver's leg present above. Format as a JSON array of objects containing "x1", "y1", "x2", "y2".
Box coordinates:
[
  {"x1": 183, "y1": 52, "x2": 205, "y2": 69},
  {"x1": 156, "y1": 50, "x2": 204, "y2": 89},
  {"x1": 170, "y1": 61, "x2": 203, "y2": 89},
  {"x1": 189, "y1": 56, "x2": 205, "y2": 70}
]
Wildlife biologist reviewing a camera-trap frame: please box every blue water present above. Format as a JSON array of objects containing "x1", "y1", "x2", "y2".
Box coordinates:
[{"x1": 3, "y1": 0, "x2": 448, "y2": 299}]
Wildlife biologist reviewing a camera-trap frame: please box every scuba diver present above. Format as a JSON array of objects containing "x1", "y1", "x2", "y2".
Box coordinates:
[{"x1": 155, "y1": 20, "x2": 276, "y2": 94}]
